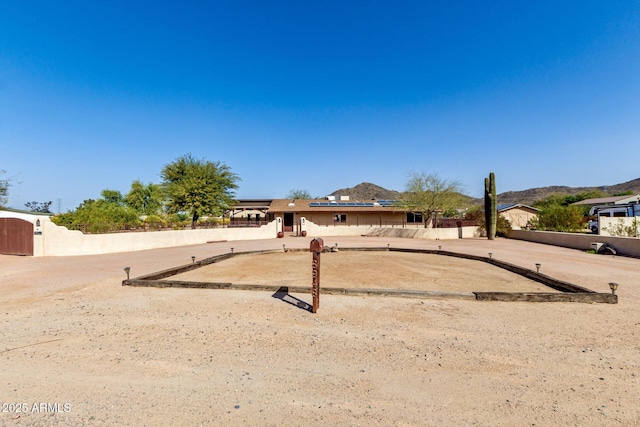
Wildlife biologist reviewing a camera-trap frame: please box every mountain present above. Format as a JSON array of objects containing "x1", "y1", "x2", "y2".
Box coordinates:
[
  {"x1": 495, "y1": 177, "x2": 640, "y2": 205},
  {"x1": 330, "y1": 177, "x2": 640, "y2": 206},
  {"x1": 329, "y1": 182, "x2": 402, "y2": 200}
]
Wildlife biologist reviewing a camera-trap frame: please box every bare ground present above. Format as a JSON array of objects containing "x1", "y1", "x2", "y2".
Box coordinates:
[
  {"x1": 1, "y1": 236, "x2": 639, "y2": 426},
  {"x1": 171, "y1": 251, "x2": 558, "y2": 293}
]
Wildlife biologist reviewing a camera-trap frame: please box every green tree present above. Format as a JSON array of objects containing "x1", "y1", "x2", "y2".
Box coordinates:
[
  {"x1": 400, "y1": 172, "x2": 464, "y2": 228},
  {"x1": 25, "y1": 201, "x2": 53, "y2": 213},
  {"x1": 533, "y1": 193, "x2": 599, "y2": 221},
  {"x1": 0, "y1": 170, "x2": 10, "y2": 207},
  {"x1": 285, "y1": 189, "x2": 312, "y2": 199},
  {"x1": 100, "y1": 189, "x2": 125, "y2": 205},
  {"x1": 125, "y1": 180, "x2": 164, "y2": 215},
  {"x1": 161, "y1": 154, "x2": 240, "y2": 229},
  {"x1": 531, "y1": 204, "x2": 585, "y2": 232},
  {"x1": 52, "y1": 195, "x2": 140, "y2": 233}
]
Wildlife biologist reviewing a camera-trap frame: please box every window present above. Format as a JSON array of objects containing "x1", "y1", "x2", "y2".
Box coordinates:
[
  {"x1": 334, "y1": 214, "x2": 347, "y2": 223},
  {"x1": 406, "y1": 212, "x2": 423, "y2": 223}
]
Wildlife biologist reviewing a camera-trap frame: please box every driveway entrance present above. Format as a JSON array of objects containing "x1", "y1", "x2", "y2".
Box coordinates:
[{"x1": 0, "y1": 218, "x2": 34, "y2": 256}]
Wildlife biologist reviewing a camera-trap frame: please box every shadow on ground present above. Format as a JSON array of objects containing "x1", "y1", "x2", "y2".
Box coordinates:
[{"x1": 272, "y1": 286, "x2": 312, "y2": 312}]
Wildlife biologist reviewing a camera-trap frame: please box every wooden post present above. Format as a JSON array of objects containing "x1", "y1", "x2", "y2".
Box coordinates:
[{"x1": 309, "y1": 238, "x2": 324, "y2": 313}]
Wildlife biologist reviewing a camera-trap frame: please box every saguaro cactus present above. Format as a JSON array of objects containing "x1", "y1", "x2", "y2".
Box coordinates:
[{"x1": 484, "y1": 172, "x2": 497, "y2": 240}]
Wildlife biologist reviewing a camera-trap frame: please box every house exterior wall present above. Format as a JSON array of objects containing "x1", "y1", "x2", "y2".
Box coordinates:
[{"x1": 270, "y1": 211, "x2": 425, "y2": 228}]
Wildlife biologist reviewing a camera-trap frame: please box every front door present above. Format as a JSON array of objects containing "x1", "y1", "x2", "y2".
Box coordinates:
[{"x1": 283, "y1": 213, "x2": 294, "y2": 232}]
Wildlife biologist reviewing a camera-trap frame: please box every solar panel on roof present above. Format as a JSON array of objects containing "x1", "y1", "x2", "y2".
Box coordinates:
[{"x1": 310, "y1": 201, "x2": 378, "y2": 207}]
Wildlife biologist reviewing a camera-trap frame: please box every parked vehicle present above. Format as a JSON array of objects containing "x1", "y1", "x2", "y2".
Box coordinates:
[{"x1": 588, "y1": 203, "x2": 640, "y2": 234}]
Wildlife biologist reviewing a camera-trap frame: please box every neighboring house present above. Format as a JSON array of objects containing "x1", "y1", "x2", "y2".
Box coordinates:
[
  {"x1": 571, "y1": 194, "x2": 640, "y2": 234},
  {"x1": 571, "y1": 194, "x2": 640, "y2": 207},
  {"x1": 497, "y1": 204, "x2": 539, "y2": 230}
]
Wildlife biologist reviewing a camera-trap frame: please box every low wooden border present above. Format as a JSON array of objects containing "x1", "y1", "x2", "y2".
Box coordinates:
[{"x1": 122, "y1": 247, "x2": 617, "y2": 304}]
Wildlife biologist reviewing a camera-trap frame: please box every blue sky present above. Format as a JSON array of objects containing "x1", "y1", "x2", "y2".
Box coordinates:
[{"x1": 1, "y1": 1, "x2": 639, "y2": 212}]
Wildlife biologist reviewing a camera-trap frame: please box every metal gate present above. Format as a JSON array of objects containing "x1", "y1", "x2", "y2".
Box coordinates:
[{"x1": 0, "y1": 218, "x2": 34, "y2": 256}]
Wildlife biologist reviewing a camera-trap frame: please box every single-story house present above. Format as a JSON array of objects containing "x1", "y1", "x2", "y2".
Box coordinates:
[{"x1": 266, "y1": 198, "x2": 417, "y2": 232}]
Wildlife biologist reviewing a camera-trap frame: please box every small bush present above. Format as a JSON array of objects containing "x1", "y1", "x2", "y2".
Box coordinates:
[{"x1": 144, "y1": 214, "x2": 167, "y2": 230}]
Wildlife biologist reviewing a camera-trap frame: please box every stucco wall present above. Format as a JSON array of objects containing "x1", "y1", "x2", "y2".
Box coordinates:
[
  {"x1": 0, "y1": 210, "x2": 48, "y2": 256},
  {"x1": 304, "y1": 220, "x2": 478, "y2": 239},
  {"x1": 40, "y1": 220, "x2": 278, "y2": 256},
  {"x1": 1, "y1": 210, "x2": 479, "y2": 256},
  {"x1": 599, "y1": 217, "x2": 640, "y2": 237},
  {"x1": 509, "y1": 229, "x2": 640, "y2": 257}
]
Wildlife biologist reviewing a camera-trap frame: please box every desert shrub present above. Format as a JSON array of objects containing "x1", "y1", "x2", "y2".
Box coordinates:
[
  {"x1": 144, "y1": 214, "x2": 167, "y2": 230},
  {"x1": 531, "y1": 204, "x2": 585, "y2": 232},
  {"x1": 52, "y1": 198, "x2": 141, "y2": 233},
  {"x1": 166, "y1": 213, "x2": 190, "y2": 229},
  {"x1": 467, "y1": 206, "x2": 512, "y2": 237}
]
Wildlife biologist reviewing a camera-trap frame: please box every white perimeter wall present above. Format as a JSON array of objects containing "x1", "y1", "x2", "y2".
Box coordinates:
[
  {"x1": 40, "y1": 220, "x2": 278, "y2": 256},
  {"x1": 1, "y1": 211, "x2": 479, "y2": 256},
  {"x1": 305, "y1": 220, "x2": 478, "y2": 239},
  {"x1": 509, "y1": 229, "x2": 640, "y2": 258},
  {"x1": 599, "y1": 217, "x2": 640, "y2": 237}
]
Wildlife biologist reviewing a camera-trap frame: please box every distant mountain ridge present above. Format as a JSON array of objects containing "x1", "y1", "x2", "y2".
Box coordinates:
[
  {"x1": 329, "y1": 182, "x2": 401, "y2": 200},
  {"x1": 495, "y1": 177, "x2": 640, "y2": 205},
  {"x1": 330, "y1": 178, "x2": 640, "y2": 206}
]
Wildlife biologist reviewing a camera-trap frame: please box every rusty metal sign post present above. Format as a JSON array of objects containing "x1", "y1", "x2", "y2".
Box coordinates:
[{"x1": 309, "y1": 238, "x2": 324, "y2": 313}]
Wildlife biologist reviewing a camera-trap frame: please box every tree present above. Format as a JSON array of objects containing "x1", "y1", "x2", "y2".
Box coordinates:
[
  {"x1": 400, "y1": 172, "x2": 464, "y2": 228},
  {"x1": 531, "y1": 204, "x2": 585, "y2": 232},
  {"x1": 285, "y1": 189, "x2": 312, "y2": 199},
  {"x1": 532, "y1": 193, "x2": 594, "y2": 231},
  {"x1": 25, "y1": 201, "x2": 53, "y2": 213},
  {"x1": 0, "y1": 170, "x2": 10, "y2": 207},
  {"x1": 100, "y1": 189, "x2": 125, "y2": 205},
  {"x1": 125, "y1": 180, "x2": 164, "y2": 215},
  {"x1": 51, "y1": 194, "x2": 140, "y2": 233},
  {"x1": 161, "y1": 154, "x2": 240, "y2": 229}
]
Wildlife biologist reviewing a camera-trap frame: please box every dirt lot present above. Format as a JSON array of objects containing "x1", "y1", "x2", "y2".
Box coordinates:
[
  {"x1": 171, "y1": 251, "x2": 558, "y2": 293},
  {"x1": 1, "y1": 236, "x2": 639, "y2": 426}
]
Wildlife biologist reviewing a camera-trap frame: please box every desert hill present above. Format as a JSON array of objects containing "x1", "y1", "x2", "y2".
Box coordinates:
[
  {"x1": 329, "y1": 182, "x2": 402, "y2": 200},
  {"x1": 495, "y1": 177, "x2": 640, "y2": 205},
  {"x1": 330, "y1": 177, "x2": 640, "y2": 206}
]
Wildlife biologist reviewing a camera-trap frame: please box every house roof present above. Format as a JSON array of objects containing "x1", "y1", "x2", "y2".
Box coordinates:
[
  {"x1": 571, "y1": 195, "x2": 633, "y2": 206},
  {"x1": 497, "y1": 204, "x2": 539, "y2": 213},
  {"x1": 267, "y1": 199, "x2": 400, "y2": 213},
  {"x1": 231, "y1": 199, "x2": 273, "y2": 210},
  {"x1": 0, "y1": 207, "x2": 53, "y2": 216}
]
